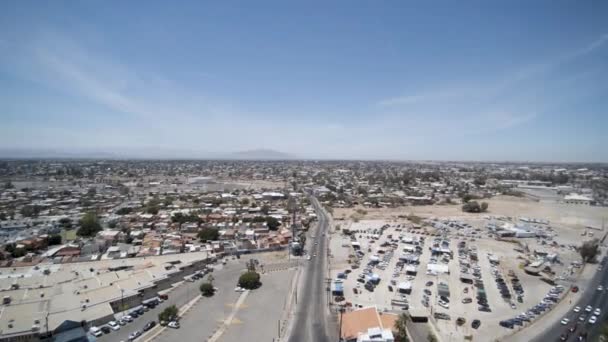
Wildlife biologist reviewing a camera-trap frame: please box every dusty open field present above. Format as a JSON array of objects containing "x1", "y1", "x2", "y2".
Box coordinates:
[{"x1": 334, "y1": 196, "x2": 608, "y2": 231}]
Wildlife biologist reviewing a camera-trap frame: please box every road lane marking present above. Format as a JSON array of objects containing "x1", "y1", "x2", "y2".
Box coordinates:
[{"x1": 207, "y1": 290, "x2": 250, "y2": 342}]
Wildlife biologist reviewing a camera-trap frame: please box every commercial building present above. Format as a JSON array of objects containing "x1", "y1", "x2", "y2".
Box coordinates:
[
  {"x1": 563, "y1": 193, "x2": 592, "y2": 205},
  {"x1": 0, "y1": 252, "x2": 212, "y2": 342},
  {"x1": 340, "y1": 306, "x2": 398, "y2": 342}
]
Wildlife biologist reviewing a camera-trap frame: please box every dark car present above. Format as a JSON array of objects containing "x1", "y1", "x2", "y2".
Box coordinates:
[
  {"x1": 499, "y1": 321, "x2": 513, "y2": 329},
  {"x1": 143, "y1": 321, "x2": 156, "y2": 331},
  {"x1": 560, "y1": 332, "x2": 569, "y2": 341},
  {"x1": 478, "y1": 306, "x2": 491, "y2": 312},
  {"x1": 569, "y1": 323, "x2": 578, "y2": 333},
  {"x1": 100, "y1": 326, "x2": 111, "y2": 334},
  {"x1": 424, "y1": 289, "x2": 432, "y2": 296},
  {"x1": 426, "y1": 281, "x2": 433, "y2": 286},
  {"x1": 388, "y1": 285, "x2": 393, "y2": 292},
  {"x1": 471, "y1": 319, "x2": 481, "y2": 329},
  {"x1": 439, "y1": 295, "x2": 450, "y2": 303}
]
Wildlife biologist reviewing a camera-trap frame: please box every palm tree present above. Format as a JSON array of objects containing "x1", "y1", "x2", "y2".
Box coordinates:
[{"x1": 394, "y1": 313, "x2": 410, "y2": 342}]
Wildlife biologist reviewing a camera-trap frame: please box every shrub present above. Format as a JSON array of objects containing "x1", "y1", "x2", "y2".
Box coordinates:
[
  {"x1": 238, "y1": 271, "x2": 261, "y2": 290},
  {"x1": 199, "y1": 282, "x2": 215, "y2": 297}
]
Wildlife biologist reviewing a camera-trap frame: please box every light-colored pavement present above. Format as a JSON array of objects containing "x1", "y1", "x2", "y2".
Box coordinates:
[
  {"x1": 221, "y1": 269, "x2": 296, "y2": 342},
  {"x1": 96, "y1": 262, "x2": 247, "y2": 342}
]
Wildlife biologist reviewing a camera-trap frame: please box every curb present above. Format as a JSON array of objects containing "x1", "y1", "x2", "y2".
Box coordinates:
[{"x1": 142, "y1": 294, "x2": 203, "y2": 342}]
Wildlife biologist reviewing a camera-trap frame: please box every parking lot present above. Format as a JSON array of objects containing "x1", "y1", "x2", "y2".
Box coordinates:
[{"x1": 329, "y1": 218, "x2": 583, "y2": 341}]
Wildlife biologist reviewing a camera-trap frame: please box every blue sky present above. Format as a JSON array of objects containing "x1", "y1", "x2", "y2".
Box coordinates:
[{"x1": 1, "y1": 1, "x2": 607, "y2": 161}]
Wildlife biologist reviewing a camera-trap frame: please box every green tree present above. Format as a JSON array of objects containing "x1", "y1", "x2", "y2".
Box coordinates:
[
  {"x1": 163, "y1": 197, "x2": 174, "y2": 207},
  {"x1": 462, "y1": 201, "x2": 481, "y2": 213},
  {"x1": 47, "y1": 234, "x2": 62, "y2": 245},
  {"x1": 199, "y1": 282, "x2": 215, "y2": 297},
  {"x1": 598, "y1": 320, "x2": 608, "y2": 340},
  {"x1": 58, "y1": 217, "x2": 72, "y2": 229},
  {"x1": 265, "y1": 216, "x2": 281, "y2": 231},
  {"x1": 145, "y1": 198, "x2": 160, "y2": 215},
  {"x1": 198, "y1": 228, "x2": 219, "y2": 242},
  {"x1": 116, "y1": 207, "x2": 133, "y2": 215},
  {"x1": 158, "y1": 305, "x2": 178, "y2": 322},
  {"x1": 238, "y1": 271, "x2": 261, "y2": 290},
  {"x1": 394, "y1": 313, "x2": 410, "y2": 342},
  {"x1": 77, "y1": 212, "x2": 102, "y2": 237},
  {"x1": 20, "y1": 205, "x2": 42, "y2": 218},
  {"x1": 580, "y1": 239, "x2": 600, "y2": 263}
]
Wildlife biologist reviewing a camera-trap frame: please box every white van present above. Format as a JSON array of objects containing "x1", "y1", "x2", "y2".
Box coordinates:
[{"x1": 89, "y1": 326, "x2": 103, "y2": 337}]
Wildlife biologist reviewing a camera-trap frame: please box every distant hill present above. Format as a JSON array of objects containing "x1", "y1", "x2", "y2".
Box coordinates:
[
  {"x1": 229, "y1": 149, "x2": 295, "y2": 160},
  {"x1": 0, "y1": 147, "x2": 296, "y2": 160},
  {"x1": 0, "y1": 148, "x2": 118, "y2": 159}
]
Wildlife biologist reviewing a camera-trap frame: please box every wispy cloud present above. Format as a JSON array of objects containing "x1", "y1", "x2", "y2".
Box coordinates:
[
  {"x1": 11, "y1": 32, "x2": 220, "y2": 123},
  {"x1": 375, "y1": 33, "x2": 608, "y2": 133}
]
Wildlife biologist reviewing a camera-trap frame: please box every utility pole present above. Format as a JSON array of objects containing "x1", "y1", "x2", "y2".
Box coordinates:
[{"x1": 338, "y1": 307, "x2": 345, "y2": 342}]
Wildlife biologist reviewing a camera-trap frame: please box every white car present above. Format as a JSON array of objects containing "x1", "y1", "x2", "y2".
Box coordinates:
[
  {"x1": 438, "y1": 300, "x2": 449, "y2": 309},
  {"x1": 574, "y1": 306, "x2": 581, "y2": 313},
  {"x1": 598, "y1": 285, "x2": 604, "y2": 291},
  {"x1": 589, "y1": 315, "x2": 597, "y2": 324},
  {"x1": 306, "y1": 256, "x2": 311, "y2": 260},
  {"x1": 560, "y1": 318, "x2": 570, "y2": 325},
  {"x1": 585, "y1": 305, "x2": 593, "y2": 312},
  {"x1": 168, "y1": 321, "x2": 180, "y2": 329},
  {"x1": 108, "y1": 321, "x2": 120, "y2": 331},
  {"x1": 594, "y1": 308, "x2": 601, "y2": 316},
  {"x1": 234, "y1": 287, "x2": 244, "y2": 292}
]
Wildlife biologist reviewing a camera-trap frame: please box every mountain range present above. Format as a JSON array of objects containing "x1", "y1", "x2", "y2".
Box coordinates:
[{"x1": 0, "y1": 148, "x2": 296, "y2": 160}]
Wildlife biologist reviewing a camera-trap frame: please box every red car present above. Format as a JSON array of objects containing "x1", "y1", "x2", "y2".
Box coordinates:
[{"x1": 572, "y1": 286, "x2": 579, "y2": 293}]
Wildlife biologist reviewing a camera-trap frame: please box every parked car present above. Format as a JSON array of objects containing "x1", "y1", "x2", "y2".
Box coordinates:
[
  {"x1": 471, "y1": 319, "x2": 481, "y2": 329},
  {"x1": 100, "y1": 326, "x2": 111, "y2": 334},
  {"x1": 128, "y1": 330, "x2": 142, "y2": 341},
  {"x1": 168, "y1": 321, "x2": 180, "y2": 329},
  {"x1": 143, "y1": 321, "x2": 156, "y2": 331},
  {"x1": 108, "y1": 321, "x2": 120, "y2": 331}
]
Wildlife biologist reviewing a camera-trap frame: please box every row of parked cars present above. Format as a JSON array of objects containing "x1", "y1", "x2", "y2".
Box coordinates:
[
  {"x1": 498, "y1": 285, "x2": 565, "y2": 329},
  {"x1": 458, "y1": 241, "x2": 491, "y2": 314}
]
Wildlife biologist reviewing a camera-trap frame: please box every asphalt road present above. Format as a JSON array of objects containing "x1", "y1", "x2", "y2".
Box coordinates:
[
  {"x1": 532, "y1": 256, "x2": 608, "y2": 342},
  {"x1": 96, "y1": 262, "x2": 244, "y2": 342},
  {"x1": 287, "y1": 196, "x2": 331, "y2": 342}
]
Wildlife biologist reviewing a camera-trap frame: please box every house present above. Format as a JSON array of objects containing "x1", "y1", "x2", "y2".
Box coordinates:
[{"x1": 340, "y1": 306, "x2": 398, "y2": 342}]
